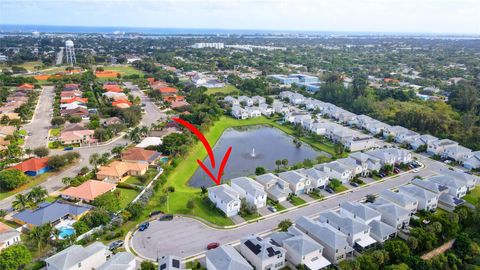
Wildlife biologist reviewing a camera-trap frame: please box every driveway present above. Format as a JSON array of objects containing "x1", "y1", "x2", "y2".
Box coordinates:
[
  {"x1": 131, "y1": 156, "x2": 446, "y2": 260},
  {"x1": 24, "y1": 86, "x2": 55, "y2": 149}
]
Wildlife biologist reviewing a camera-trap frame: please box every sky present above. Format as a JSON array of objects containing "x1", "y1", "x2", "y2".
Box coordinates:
[{"x1": 1, "y1": 0, "x2": 479, "y2": 34}]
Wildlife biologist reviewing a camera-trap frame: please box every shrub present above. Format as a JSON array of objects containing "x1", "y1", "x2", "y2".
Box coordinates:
[{"x1": 0, "y1": 169, "x2": 29, "y2": 191}]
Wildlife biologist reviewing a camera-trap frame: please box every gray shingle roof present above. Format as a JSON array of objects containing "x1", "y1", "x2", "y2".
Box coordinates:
[
  {"x1": 398, "y1": 185, "x2": 437, "y2": 201},
  {"x1": 241, "y1": 235, "x2": 285, "y2": 261},
  {"x1": 340, "y1": 202, "x2": 380, "y2": 221},
  {"x1": 296, "y1": 168, "x2": 329, "y2": 180},
  {"x1": 296, "y1": 216, "x2": 349, "y2": 249},
  {"x1": 231, "y1": 177, "x2": 266, "y2": 197},
  {"x1": 380, "y1": 190, "x2": 418, "y2": 206},
  {"x1": 97, "y1": 252, "x2": 135, "y2": 270},
  {"x1": 368, "y1": 220, "x2": 397, "y2": 240},
  {"x1": 283, "y1": 234, "x2": 322, "y2": 256},
  {"x1": 278, "y1": 170, "x2": 305, "y2": 185},
  {"x1": 45, "y1": 242, "x2": 109, "y2": 270},
  {"x1": 12, "y1": 201, "x2": 92, "y2": 226},
  {"x1": 318, "y1": 210, "x2": 370, "y2": 235},
  {"x1": 366, "y1": 199, "x2": 410, "y2": 219},
  {"x1": 208, "y1": 184, "x2": 240, "y2": 203}
]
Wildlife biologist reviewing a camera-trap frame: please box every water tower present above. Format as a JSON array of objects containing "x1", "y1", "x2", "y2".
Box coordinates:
[{"x1": 65, "y1": 40, "x2": 77, "y2": 66}]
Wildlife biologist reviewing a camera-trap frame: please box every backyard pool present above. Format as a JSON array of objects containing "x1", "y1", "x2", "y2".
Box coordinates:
[
  {"x1": 58, "y1": 226, "x2": 75, "y2": 239},
  {"x1": 189, "y1": 125, "x2": 327, "y2": 187}
]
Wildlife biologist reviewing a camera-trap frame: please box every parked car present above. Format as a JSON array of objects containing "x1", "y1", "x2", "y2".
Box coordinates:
[
  {"x1": 325, "y1": 187, "x2": 335, "y2": 194},
  {"x1": 267, "y1": 206, "x2": 277, "y2": 213},
  {"x1": 412, "y1": 169, "x2": 420, "y2": 173},
  {"x1": 350, "y1": 182, "x2": 359, "y2": 187},
  {"x1": 393, "y1": 168, "x2": 400, "y2": 174},
  {"x1": 108, "y1": 240, "x2": 124, "y2": 251},
  {"x1": 159, "y1": 214, "x2": 174, "y2": 221},
  {"x1": 207, "y1": 242, "x2": 220, "y2": 250},
  {"x1": 149, "y1": 210, "x2": 164, "y2": 218},
  {"x1": 64, "y1": 146, "x2": 74, "y2": 151},
  {"x1": 139, "y1": 222, "x2": 150, "y2": 231},
  {"x1": 379, "y1": 173, "x2": 386, "y2": 178}
]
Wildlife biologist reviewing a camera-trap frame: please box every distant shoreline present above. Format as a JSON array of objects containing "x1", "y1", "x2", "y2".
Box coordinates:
[{"x1": 1, "y1": 24, "x2": 479, "y2": 38}]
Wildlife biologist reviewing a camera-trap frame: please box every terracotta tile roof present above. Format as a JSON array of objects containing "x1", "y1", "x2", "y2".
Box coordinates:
[
  {"x1": 122, "y1": 147, "x2": 161, "y2": 162},
  {"x1": 11, "y1": 157, "x2": 49, "y2": 172},
  {"x1": 163, "y1": 95, "x2": 185, "y2": 102},
  {"x1": 18, "y1": 83, "x2": 34, "y2": 90},
  {"x1": 171, "y1": 101, "x2": 190, "y2": 108},
  {"x1": 33, "y1": 75, "x2": 51, "y2": 81},
  {"x1": 97, "y1": 161, "x2": 148, "y2": 178},
  {"x1": 0, "y1": 125, "x2": 16, "y2": 136},
  {"x1": 60, "y1": 180, "x2": 116, "y2": 201},
  {"x1": 60, "y1": 130, "x2": 94, "y2": 142},
  {"x1": 158, "y1": 87, "x2": 178, "y2": 94},
  {"x1": 147, "y1": 78, "x2": 155, "y2": 84},
  {"x1": 103, "y1": 84, "x2": 123, "y2": 93},
  {"x1": 61, "y1": 97, "x2": 88, "y2": 104},
  {"x1": 112, "y1": 100, "x2": 132, "y2": 108},
  {"x1": 95, "y1": 70, "x2": 120, "y2": 78}
]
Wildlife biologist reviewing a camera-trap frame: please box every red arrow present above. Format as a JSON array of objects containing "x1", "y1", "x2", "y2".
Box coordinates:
[{"x1": 173, "y1": 118, "x2": 232, "y2": 185}]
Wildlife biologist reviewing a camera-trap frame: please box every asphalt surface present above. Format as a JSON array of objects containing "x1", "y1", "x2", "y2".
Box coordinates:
[
  {"x1": 0, "y1": 83, "x2": 165, "y2": 211},
  {"x1": 131, "y1": 155, "x2": 450, "y2": 260},
  {"x1": 24, "y1": 86, "x2": 55, "y2": 149}
]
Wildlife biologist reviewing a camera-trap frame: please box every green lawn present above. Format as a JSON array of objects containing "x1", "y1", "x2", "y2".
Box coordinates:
[
  {"x1": 288, "y1": 196, "x2": 306, "y2": 206},
  {"x1": 241, "y1": 212, "x2": 262, "y2": 221},
  {"x1": 17, "y1": 130, "x2": 27, "y2": 136},
  {"x1": 50, "y1": 127, "x2": 61, "y2": 137},
  {"x1": 100, "y1": 65, "x2": 145, "y2": 76},
  {"x1": 308, "y1": 192, "x2": 324, "y2": 200},
  {"x1": 205, "y1": 84, "x2": 240, "y2": 95},
  {"x1": 334, "y1": 185, "x2": 349, "y2": 193},
  {"x1": 124, "y1": 176, "x2": 145, "y2": 186},
  {"x1": 147, "y1": 116, "x2": 336, "y2": 226},
  {"x1": 118, "y1": 188, "x2": 141, "y2": 209},
  {"x1": 464, "y1": 187, "x2": 480, "y2": 205}
]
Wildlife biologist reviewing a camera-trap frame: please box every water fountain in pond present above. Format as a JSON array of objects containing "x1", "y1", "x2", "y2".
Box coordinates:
[{"x1": 250, "y1": 148, "x2": 256, "y2": 158}]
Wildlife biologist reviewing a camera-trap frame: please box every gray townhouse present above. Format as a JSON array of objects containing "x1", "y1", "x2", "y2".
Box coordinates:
[
  {"x1": 255, "y1": 173, "x2": 292, "y2": 202},
  {"x1": 314, "y1": 162, "x2": 353, "y2": 183},
  {"x1": 278, "y1": 170, "x2": 312, "y2": 195},
  {"x1": 318, "y1": 210, "x2": 377, "y2": 250},
  {"x1": 156, "y1": 255, "x2": 185, "y2": 270},
  {"x1": 366, "y1": 198, "x2": 411, "y2": 230},
  {"x1": 295, "y1": 216, "x2": 353, "y2": 264},
  {"x1": 296, "y1": 168, "x2": 329, "y2": 189},
  {"x1": 398, "y1": 185, "x2": 438, "y2": 212},
  {"x1": 410, "y1": 134, "x2": 438, "y2": 150},
  {"x1": 231, "y1": 177, "x2": 267, "y2": 209},
  {"x1": 411, "y1": 178, "x2": 464, "y2": 212},
  {"x1": 337, "y1": 157, "x2": 369, "y2": 177},
  {"x1": 349, "y1": 152, "x2": 382, "y2": 173},
  {"x1": 239, "y1": 235, "x2": 286, "y2": 270},
  {"x1": 438, "y1": 168, "x2": 478, "y2": 191},
  {"x1": 206, "y1": 245, "x2": 253, "y2": 270},
  {"x1": 379, "y1": 190, "x2": 419, "y2": 214},
  {"x1": 429, "y1": 175, "x2": 468, "y2": 198}
]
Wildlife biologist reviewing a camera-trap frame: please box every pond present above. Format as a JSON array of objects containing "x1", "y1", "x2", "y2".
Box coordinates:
[{"x1": 188, "y1": 125, "x2": 327, "y2": 187}]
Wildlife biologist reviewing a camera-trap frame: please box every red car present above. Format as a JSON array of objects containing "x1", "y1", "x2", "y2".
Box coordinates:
[{"x1": 207, "y1": 242, "x2": 220, "y2": 250}]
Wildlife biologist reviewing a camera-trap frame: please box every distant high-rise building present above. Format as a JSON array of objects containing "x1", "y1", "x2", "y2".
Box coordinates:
[{"x1": 65, "y1": 40, "x2": 77, "y2": 66}]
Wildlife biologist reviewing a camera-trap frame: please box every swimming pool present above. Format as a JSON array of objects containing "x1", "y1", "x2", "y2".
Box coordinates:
[
  {"x1": 160, "y1": 157, "x2": 169, "y2": 163},
  {"x1": 58, "y1": 226, "x2": 75, "y2": 239}
]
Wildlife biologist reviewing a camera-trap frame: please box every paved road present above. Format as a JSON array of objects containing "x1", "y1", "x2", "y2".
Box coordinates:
[
  {"x1": 24, "y1": 86, "x2": 55, "y2": 149},
  {"x1": 123, "y1": 82, "x2": 167, "y2": 126},
  {"x1": 0, "y1": 83, "x2": 164, "y2": 210},
  {"x1": 131, "y1": 155, "x2": 449, "y2": 260}
]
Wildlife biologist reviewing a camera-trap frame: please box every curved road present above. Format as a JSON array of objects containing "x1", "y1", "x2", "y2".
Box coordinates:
[{"x1": 131, "y1": 156, "x2": 446, "y2": 260}]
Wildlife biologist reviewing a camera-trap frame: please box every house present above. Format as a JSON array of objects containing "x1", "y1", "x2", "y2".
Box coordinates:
[
  {"x1": 427, "y1": 139, "x2": 458, "y2": 156},
  {"x1": 245, "y1": 106, "x2": 261, "y2": 118},
  {"x1": 112, "y1": 100, "x2": 132, "y2": 108},
  {"x1": 102, "y1": 117, "x2": 122, "y2": 126},
  {"x1": 278, "y1": 170, "x2": 312, "y2": 195},
  {"x1": 11, "y1": 157, "x2": 50, "y2": 176},
  {"x1": 366, "y1": 199, "x2": 411, "y2": 229},
  {"x1": 171, "y1": 100, "x2": 190, "y2": 109},
  {"x1": 429, "y1": 175, "x2": 467, "y2": 198},
  {"x1": 383, "y1": 126, "x2": 408, "y2": 140},
  {"x1": 17, "y1": 83, "x2": 34, "y2": 91},
  {"x1": 339, "y1": 202, "x2": 397, "y2": 243},
  {"x1": 63, "y1": 83, "x2": 80, "y2": 91},
  {"x1": 157, "y1": 255, "x2": 186, "y2": 270},
  {"x1": 0, "y1": 222, "x2": 21, "y2": 251},
  {"x1": 208, "y1": 184, "x2": 241, "y2": 217},
  {"x1": 103, "y1": 84, "x2": 123, "y2": 93},
  {"x1": 232, "y1": 106, "x2": 249, "y2": 120},
  {"x1": 443, "y1": 145, "x2": 472, "y2": 162},
  {"x1": 60, "y1": 107, "x2": 89, "y2": 118},
  {"x1": 410, "y1": 178, "x2": 459, "y2": 212},
  {"x1": 60, "y1": 90, "x2": 83, "y2": 99},
  {"x1": 464, "y1": 151, "x2": 480, "y2": 170},
  {"x1": 410, "y1": 134, "x2": 438, "y2": 150},
  {"x1": 61, "y1": 97, "x2": 88, "y2": 104},
  {"x1": 258, "y1": 103, "x2": 274, "y2": 116},
  {"x1": 60, "y1": 180, "x2": 116, "y2": 203},
  {"x1": 96, "y1": 161, "x2": 148, "y2": 183},
  {"x1": 231, "y1": 177, "x2": 267, "y2": 209},
  {"x1": 45, "y1": 242, "x2": 111, "y2": 270},
  {"x1": 438, "y1": 168, "x2": 478, "y2": 190},
  {"x1": 315, "y1": 162, "x2": 353, "y2": 183},
  {"x1": 395, "y1": 129, "x2": 419, "y2": 144},
  {"x1": 60, "y1": 102, "x2": 87, "y2": 111},
  {"x1": 238, "y1": 96, "x2": 254, "y2": 106},
  {"x1": 284, "y1": 112, "x2": 311, "y2": 125},
  {"x1": 289, "y1": 93, "x2": 305, "y2": 105},
  {"x1": 255, "y1": 173, "x2": 292, "y2": 202},
  {"x1": 295, "y1": 216, "x2": 353, "y2": 264},
  {"x1": 12, "y1": 201, "x2": 91, "y2": 229},
  {"x1": 296, "y1": 168, "x2": 329, "y2": 189},
  {"x1": 398, "y1": 185, "x2": 438, "y2": 212},
  {"x1": 272, "y1": 102, "x2": 289, "y2": 115},
  {"x1": 380, "y1": 190, "x2": 419, "y2": 214},
  {"x1": 344, "y1": 135, "x2": 376, "y2": 152},
  {"x1": 337, "y1": 157, "x2": 369, "y2": 177},
  {"x1": 239, "y1": 235, "x2": 286, "y2": 270},
  {"x1": 349, "y1": 152, "x2": 382, "y2": 173},
  {"x1": 59, "y1": 130, "x2": 95, "y2": 145},
  {"x1": 270, "y1": 229, "x2": 331, "y2": 269},
  {"x1": 136, "y1": 137, "x2": 162, "y2": 148},
  {"x1": 97, "y1": 252, "x2": 136, "y2": 270},
  {"x1": 206, "y1": 245, "x2": 253, "y2": 270},
  {"x1": 158, "y1": 87, "x2": 178, "y2": 96},
  {"x1": 318, "y1": 210, "x2": 377, "y2": 250},
  {"x1": 252, "y1": 96, "x2": 266, "y2": 105},
  {"x1": 121, "y1": 147, "x2": 161, "y2": 165},
  {"x1": 366, "y1": 148, "x2": 411, "y2": 165},
  {"x1": 224, "y1": 96, "x2": 240, "y2": 105}
]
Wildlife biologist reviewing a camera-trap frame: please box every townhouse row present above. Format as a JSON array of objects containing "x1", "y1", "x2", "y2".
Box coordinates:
[
  {"x1": 206, "y1": 171, "x2": 478, "y2": 270},
  {"x1": 279, "y1": 91, "x2": 480, "y2": 170},
  {"x1": 224, "y1": 95, "x2": 275, "y2": 119},
  {"x1": 208, "y1": 147, "x2": 417, "y2": 218}
]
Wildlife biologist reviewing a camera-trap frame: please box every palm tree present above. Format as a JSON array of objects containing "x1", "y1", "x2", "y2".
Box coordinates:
[
  {"x1": 13, "y1": 194, "x2": 31, "y2": 210},
  {"x1": 275, "y1": 160, "x2": 282, "y2": 172},
  {"x1": 139, "y1": 125, "x2": 150, "y2": 138},
  {"x1": 111, "y1": 146, "x2": 124, "y2": 158},
  {"x1": 24, "y1": 148, "x2": 33, "y2": 157},
  {"x1": 28, "y1": 186, "x2": 48, "y2": 204},
  {"x1": 281, "y1": 159, "x2": 289, "y2": 169},
  {"x1": 89, "y1": 153, "x2": 100, "y2": 172},
  {"x1": 128, "y1": 127, "x2": 141, "y2": 143}
]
